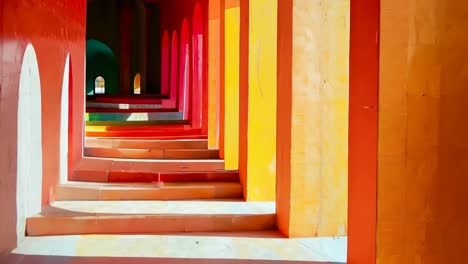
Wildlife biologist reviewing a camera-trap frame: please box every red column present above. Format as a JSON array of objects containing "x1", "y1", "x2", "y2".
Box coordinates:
[
  {"x1": 348, "y1": 0, "x2": 380, "y2": 263},
  {"x1": 179, "y1": 19, "x2": 191, "y2": 120},
  {"x1": 120, "y1": 1, "x2": 132, "y2": 94},
  {"x1": 161, "y1": 30, "x2": 170, "y2": 95},
  {"x1": 191, "y1": 4, "x2": 203, "y2": 129}
]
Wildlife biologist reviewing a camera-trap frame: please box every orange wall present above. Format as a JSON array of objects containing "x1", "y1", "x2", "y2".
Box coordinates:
[
  {"x1": 0, "y1": 0, "x2": 86, "y2": 252},
  {"x1": 377, "y1": 0, "x2": 468, "y2": 263}
]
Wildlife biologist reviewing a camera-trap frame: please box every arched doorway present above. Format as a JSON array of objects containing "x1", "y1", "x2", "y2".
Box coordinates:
[
  {"x1": 86, "y1": 39, "x2": 118, "y2": 95},
  {"x1": 60, "y1": 54, "x2": 71, "y2": 184},
  {"x1": 94, "y1": 76, "x2": 105, "y2": 94},
  {"x1": 134, "y1": 73, "x2": 141, "y2": 94},
  {"x1": 17, "y1": 44, "x2": 43, "y2": 245}
]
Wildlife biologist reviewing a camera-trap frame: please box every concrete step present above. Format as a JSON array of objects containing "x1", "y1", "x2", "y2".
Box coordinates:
[
  {"x1": 85, "y1": 130, "x2": 205, "y2": 138},
  {"x1": 86, "y1": 102, "x2": 164, "y2": 109},
  {"x1": 85, "y1": 138, "x2": 208, "y2": 149},
  {"x1": 86, "y1": 120, "x2": 189, "y2": 126},
  {"x1": 9, "y1": 232, "x2": 347, "y2": 263},
  {"x1": 87, "y1": 107, "x2": 178, "y2": 113},
  {"x1": 56, "y1": 181, "x2": 243, "y2": 201},
  {"x1": 72, "y1": 170, "x2": 239, "y2": 183},
  {"x1": 72, "y1": 158, "x2": 229, "y2": 183},
  {"x1": 26, "y1": 201, "x2": 276, "y2": 236},
  {"x1": 93, "y1": 135, "x2": 208, "y2": 140},
  {"x1": 84, "y1": 147, "x2": 219, "y2": 160},
  {"x1": 85, "y1": 112, "x2": 183, "y2": 121}
]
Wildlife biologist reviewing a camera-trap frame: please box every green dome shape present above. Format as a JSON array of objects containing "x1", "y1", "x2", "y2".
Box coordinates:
[{"x1": 86, "y1": 39, "x2": 119, "y2": 95}]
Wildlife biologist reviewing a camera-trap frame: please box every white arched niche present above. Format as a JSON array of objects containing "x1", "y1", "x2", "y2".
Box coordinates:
[
  {"x1": 60, "y1": 54, "x2": 70, "y2": 184},
  {"x1": 17, "y1": 43, "x2": 43, "y2": 244}
]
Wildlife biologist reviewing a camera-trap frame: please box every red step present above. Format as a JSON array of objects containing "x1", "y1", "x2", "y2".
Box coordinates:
[
  {"x1": 86, "y1": 129, "x2": 204, "y2": 138},
  {"x1": 73, "y1": 170, "x2": 239, "y2": 183},
  {"x1": 85, "y1": 138, "x2": 208, "y2": 149},
  {"x1": 84, "y1": 147, "x2": 219, "y2": 160},
  {"x1": 55, "y1": 181, "x2": 243, "y2": 201}
]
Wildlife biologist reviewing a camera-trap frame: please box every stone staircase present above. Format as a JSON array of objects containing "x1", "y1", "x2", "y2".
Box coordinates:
[
  {"x1": 26, "y1": 137, "x2": 276, "y2": 236},
  {"x1": 84, "y1": 138, "x2": 219, "y2": 159}
]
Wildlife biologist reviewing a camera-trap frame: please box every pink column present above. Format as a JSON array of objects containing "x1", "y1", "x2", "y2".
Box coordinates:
[
  {"x1": 191, "y1": 4, "x2": 204, "y2": 129},
  {"x1": 179, "y1": 19, "x2": 191, "y2": 120}
]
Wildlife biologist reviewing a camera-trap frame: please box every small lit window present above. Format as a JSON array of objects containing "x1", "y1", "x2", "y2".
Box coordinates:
[
  {"x1": 94, "y1": 76, "x2": 105, "y2": 94},
  {"x1": 134, "y1": 73, "x2": 141, "y2": 94}
]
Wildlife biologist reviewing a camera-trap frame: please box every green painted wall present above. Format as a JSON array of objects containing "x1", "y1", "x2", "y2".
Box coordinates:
[
  {"x1": 86, "y1": 39, "x2": 119, "y2": 95},
  {"x1": 86, "y1": 0, "x2": 121, "y2": 95}
]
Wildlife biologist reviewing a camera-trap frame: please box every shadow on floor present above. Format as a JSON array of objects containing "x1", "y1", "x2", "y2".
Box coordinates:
[{"x1": 0, "y1": 254, "x2": 346, "y2": 264}]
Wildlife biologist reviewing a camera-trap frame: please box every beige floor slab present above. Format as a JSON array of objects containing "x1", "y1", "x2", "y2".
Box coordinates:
[
  {"x1": 11, "y1": 233, "x2": 347, "y2": 263},
  {"x1": 42, "y1": 201, "x2": 275, "y2": 215}
]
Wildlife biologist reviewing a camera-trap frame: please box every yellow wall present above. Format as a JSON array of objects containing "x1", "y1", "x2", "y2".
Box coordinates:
[
  {"x1": 378, "y1": 0, "x2": 468, "y2": 263},
  {"x1": 223, "y1": 1, "x2": 240, "y2": 170},
  {"x1": 276, "y1": 0, "x2": 349, "y2": 237},
  {"x1": 246, "y1": 0, "x2": 277, "y2": 201}
]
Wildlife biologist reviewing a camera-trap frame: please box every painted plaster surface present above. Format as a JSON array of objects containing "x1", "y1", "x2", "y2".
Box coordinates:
[
  {"x1": 60, "y1": 55, "x2": 70, "y2": 184},
  {"x1": 224, "y1": 0, "x2": 240, "y2": 170},
  {"x1": 277, "y1": 0, "x2": 349, "y2": 237},
  {"x1": 16, "y1": 44, "x2": 43, "y2": 246},
  {"x1": 378, "y1": 0, "x2": 468, "y2": 263},
  {"x1": 246, "y1": 0, "x2": 277, "y2": 201},
  {"x1": 85, "y1": 112, "x2": 183, "y2": 121},
  {"x1": 10, "y1": 233, "x2": 346, "y2": 263},
  {"x1": 42, "y1": 201, "x2": 275, "y2": 215},
  {"x1": 207, "y1": 0, "x2": 222, "y2": 149},
  {"x1": 0, "y1": 0, "x2": 86, "y2": 252}
]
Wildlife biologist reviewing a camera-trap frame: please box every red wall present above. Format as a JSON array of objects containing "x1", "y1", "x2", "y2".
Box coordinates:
[
  {"x1": 160, "y1": 0, "x2": 208, "y2": 131},
  {"x1": 0, "y1": 0, "x2": 86, "y2": 252}
]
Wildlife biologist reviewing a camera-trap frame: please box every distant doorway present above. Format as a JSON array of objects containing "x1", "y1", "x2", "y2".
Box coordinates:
[{"x1": 94, "y1": 76, "x2": 105, "y2": 94}]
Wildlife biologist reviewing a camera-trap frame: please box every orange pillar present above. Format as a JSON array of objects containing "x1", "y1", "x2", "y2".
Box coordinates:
[
  {"x1": 207, "y1": 0, "x2": 224, "y2": 150},
  {"x1": 276, "y1": 0, "x2": 350, "y2": 237},
  {"x1": 238, "y1": 0, "x2": 249, "y2": 197}
]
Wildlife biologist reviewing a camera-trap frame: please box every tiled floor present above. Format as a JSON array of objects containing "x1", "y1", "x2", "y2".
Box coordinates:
[{"x1": 4, "y1": 232, "x2": 347, "y2": 264}]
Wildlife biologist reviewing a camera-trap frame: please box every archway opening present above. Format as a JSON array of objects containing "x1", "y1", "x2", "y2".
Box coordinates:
[
  {"x1": 60, "y1": 55, "x2": 71, "y2": 184},
  {"x1": 86, "y1": 39, "x2": 118, "y2": 95},
  {"x1": 134, "y1": 73, "x2": 141, "y2": 94},
  {"x1": 94, "y1": 76, "x2": 105, "y2": 95},
  {"x1": 16, "y1": 44, "x2": 43, "y2": 245}
]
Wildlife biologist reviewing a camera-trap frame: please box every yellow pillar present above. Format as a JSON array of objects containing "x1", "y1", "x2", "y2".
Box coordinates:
[
  {"x1": 245, "y1": 0, "x2": 277, "y2": 201},
  {"x1": 276, "y1": 0, "x2": 350, "y2": 237},
  {"x1": 223, "y1": 0, "x2": 240, "y2": 170}
]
